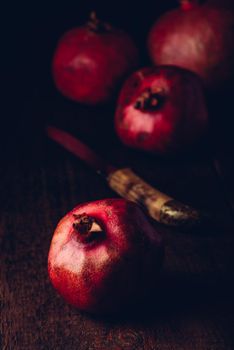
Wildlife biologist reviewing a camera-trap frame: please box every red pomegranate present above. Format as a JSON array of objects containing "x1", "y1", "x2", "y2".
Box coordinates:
[
  {"x1": 48, "y1": 199, "x2": 164, "y2": 314},
  {"x1": 147, "y1": 0, "x2": 234, "y2": 89},
  {"x1": 52, "y1": 12, "x2": 139, "y2": 104},
  {"x1": 115, "y1": 66, "x2": 208, "y2": 155}
]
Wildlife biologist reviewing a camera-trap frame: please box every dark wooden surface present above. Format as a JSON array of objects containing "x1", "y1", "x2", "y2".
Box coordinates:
[{"x1": 1, "y1": 1, "x2": 234, "y2": 349}]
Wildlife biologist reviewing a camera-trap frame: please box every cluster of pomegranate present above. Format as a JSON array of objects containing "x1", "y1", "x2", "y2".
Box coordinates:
[
  {"x1": 52, "y1": 1, "x2": 234, "y2": 156},
  {"x1": 49, "y1": 1, "x2": 234, "y2": 314}
]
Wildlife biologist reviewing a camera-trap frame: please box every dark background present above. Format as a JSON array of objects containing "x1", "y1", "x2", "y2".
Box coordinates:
[
  {"x1": 1, "y1": 1, "x2": 234, "y2": 349},
  {"x1": 2, "y1": 1, "x2": 176, "y2": 156},
  {"x1": 2, "y1": 0, "x2": 234, "y2": 160}
]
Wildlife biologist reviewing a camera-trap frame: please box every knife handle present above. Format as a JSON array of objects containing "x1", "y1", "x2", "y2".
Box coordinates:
[{"x1": 108, "y1": 168, "x2": 202, "y2": 229}]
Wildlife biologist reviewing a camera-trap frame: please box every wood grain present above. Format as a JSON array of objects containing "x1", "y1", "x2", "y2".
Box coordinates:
[{"x1": 0, "y1": 122, "x2": 234, "y2": 349}]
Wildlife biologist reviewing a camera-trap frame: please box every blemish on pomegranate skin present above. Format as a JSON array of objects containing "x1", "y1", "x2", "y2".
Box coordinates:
[
  {"x1": 106, "y1": 208, "x2": 113, "y2": 217},
  {"x1": 134, "y1": 100, "x2": 142, "y2": 109}
]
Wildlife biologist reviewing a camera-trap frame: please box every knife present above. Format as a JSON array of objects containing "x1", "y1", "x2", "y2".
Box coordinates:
[{"x1": 46, "y1": 126, "x2": 204, "y2": 229}]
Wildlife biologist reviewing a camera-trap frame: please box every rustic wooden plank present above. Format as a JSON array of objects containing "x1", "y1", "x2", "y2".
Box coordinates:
[{"x1": 1, "y1": 116, "x2": 234, "y2": 349}]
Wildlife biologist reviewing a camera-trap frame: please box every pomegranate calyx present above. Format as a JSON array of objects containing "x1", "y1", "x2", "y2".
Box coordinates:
[
  {"x1": 134, "y1": 88, "x2": 165, "y2": 111},
  {"x1": 72, "y1": 213, "x2": 103, "y2": 243},
  {"x1": 87, "y1": 12, "x2": 112, "y2": 33}
]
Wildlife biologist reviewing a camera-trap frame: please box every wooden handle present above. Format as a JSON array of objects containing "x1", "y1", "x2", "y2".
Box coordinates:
[{"x1": 108, "y1": 168, "x2": 202, "y2": 228}]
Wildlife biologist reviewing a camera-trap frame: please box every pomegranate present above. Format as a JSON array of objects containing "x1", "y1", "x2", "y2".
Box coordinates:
[
  {"x1": 147, "y1": 0, "x2": 234, "y2": 89},
  {"x1": 48, "y1": 199, "x2": 163, "y2": 314},
  {"x1": 52, "y1": 12, "x2": 139, "y2": 104},
  {"x1": 115, "y1": 66, "x2": 208, "y2": 155}
]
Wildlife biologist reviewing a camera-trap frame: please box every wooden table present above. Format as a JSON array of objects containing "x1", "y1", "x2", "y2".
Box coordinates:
[{"x1": 1, "y1": 1, "x2": 234, "y2": 349}]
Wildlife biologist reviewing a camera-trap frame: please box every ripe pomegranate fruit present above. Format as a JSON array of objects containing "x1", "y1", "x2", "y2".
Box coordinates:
[
  {"x1": 147, "y1": 0, "x2": 234, "y2": 89},
  {"x1": 52, "y1": 12, "x2": 139, "y2": 104},
  {"x1": 115, "y1": 66, "x2": 208, "y2": 155},
  {"x1": 48, "y1": 199, "x2": 164, "y2": 314}
]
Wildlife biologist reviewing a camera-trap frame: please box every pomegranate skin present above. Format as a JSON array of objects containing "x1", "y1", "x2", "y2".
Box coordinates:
[
  {"x1": 52, "y1": 16, "x2": 139, "y2": 104},
  {"x1": 147, "y1": 1, "x2": 234, "y2": 89},
  {"x1": 48, "y1": 199, "x2": 163, "y2": 314},
  {"x1": 115, "y1": 66, "x2": 208, "y2": 155}
]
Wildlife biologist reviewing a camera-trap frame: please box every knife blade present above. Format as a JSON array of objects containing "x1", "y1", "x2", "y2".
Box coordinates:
[{"x1": 46, "y1": 125, "x2": 204, "y2": 229}]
